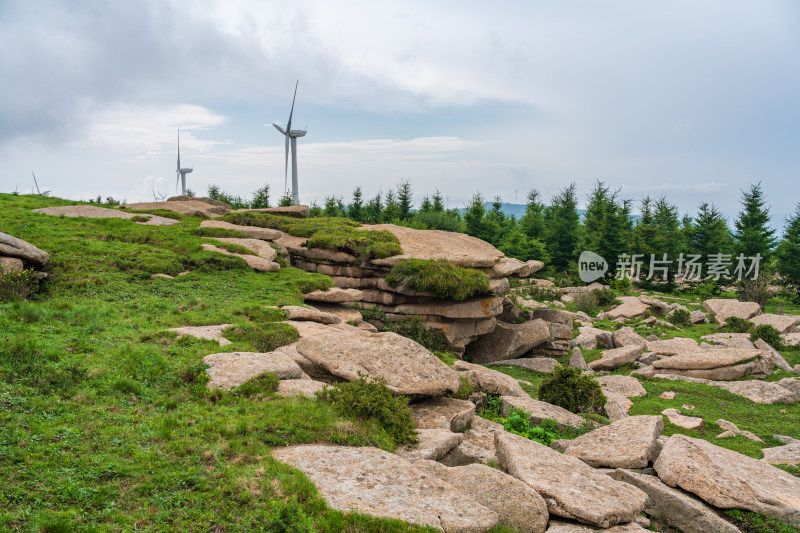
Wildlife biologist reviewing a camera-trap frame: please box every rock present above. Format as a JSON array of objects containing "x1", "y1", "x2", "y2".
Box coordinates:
[
  {"x1": 783, "y1": 333, "x2": 800, "y2": 347},
  {"x1": 761, "y1": 436, "x2": 800, "y2": 465},
  {"x1": 611, "y1": 468, "x2": 741, "y2": 533},
  {"x1": 613, "y1": 326, "x2": 647, "y2": 349},
  {"x1": 526, "y1": 308, "x2": 573, "y2": 325},
  {"x1": 778, "y1": 377, "x2": 800, "y2": 396},
  {"x1": 603, "y1": 391, "x2": 632, "y2": 422},
  {"x1": 754, "y1": 338, "x2": 794, "y2": 372},
  {"x1": 296, "y1": 328, "x2": 460, "y2": 397},
  {"x1": 497, "y1": 298, "x2": 522, "y2": 323},
  {"x1": 364, "y1": 223, "x2": 505, "y2": 268},
  {"x1": 723, "y1": 337, "x2": 756, "y2": 349},
  {"x1": 201, "y1": 243, "x2": 280, "y2": 271},
  {"x1": 565, "y1": 415, "x2": 663, "y2": 468},
  {"x1": 416, "y1": 461, "x2": 549, "y2": 533},
  {"x1": 568, "y1": 347, "x2": 589, "y2": 370},
  {"x1": 303, "y1": 287, "x2": 362, "y2": 303},
  {"x1": 199, "y1": 219, "x2": 282, "y2": 240},
  {"x1": 397, "y1": 428, "x2": 464, "y2": 462},
  {"x1": 752, "y1": 313, "x2": 800, "y2": 333},
  {"x1": 310, "y1": 303, "x2": 363, "y2": 325},
  {"x1": 273, "y1": 343, "x2": 337, "y2": 382},
  {"x1": 500, "y1": 395, "x2": 585, "y2": 429},
  {"x1": 496, "y1": 431, "x2": 647, "y2": 528},
  {"x1": 654, "y1": 434, "x2": 800, "y2": 527},
  {"x1": 606, "y1": 296, "x2": 650, "y2": 320},
  {"x1": 0, "y1": 232, "x2": 49, "y2": 266},
  {"x1": 202, "y1": 351, "x2": 303, "y2": 389},
  {"x1": 653, "y1": 348, "x2": 763, "y2": 370},
  {"x1": 702, "y1": 298, "x2": 762, "y2": 324},
  {"x1": 209, "y1": 237, "x2": 277, "y2": 260},
  {"x1": 452, "y1": 360, "x2": 527, "y2": 397},
  {"x1": 637, "y1": 352, "x2": 662, "y2": 365},
  {"x1": 661, "y1": 408, "x2": 704, "y2": 430},
  {"x1": 33, "y1": 205, "x2": 179, "y2": 226},
  {"x1": 150, "y1": 273, "x2": 174, "y2": 279},
  {"x1": 645, "y1": 337, "x2": 698, "y2": 354},
  {"x1": 715, "y1": 419, "x2": 762, "y2": 442},
  {"x1": 125, "y1": 200, "x2": 224, "y2": 218},
  {"x1": 572, "y1": 327, "x2": 614, "y2": 350},
  {"x1": 440, "y1": 416, "x2": 503, "y2": 467},
  {"x1": 660, "y1": 391, "x2": 676, "y2": 399},
  {"x1": 588, "y1": 345, "x2": 643, "y2": 371},
  {"x1": 596, "y1": 375, "x2": 647, "y2": 398},
  {"x1": 280, "y1": 305, "x2": 341, "y2": 324},
  {"x1": 690, "y1": 309, "x2": 709, "y2": 324},
  {"x1": 272, "y1": 444, "x2": 499, "y2": 531},
  {"x1": 545, "y1": 521, "x2": 648, "y2": 532},
  {"x1": 167, "y1": 195, "x2": 231, "y2": 209},
  {"x1": 491, "y1": 257, "x2": 531, "y2": 278},
  {"x1": 0, "y1": 256, "x2": 24, "y2": 273},
  {"x1": 165, "y1": 324, "x2": 233, "y2": 346},
  {"x1": 716, "y1": 380, "x2": 799, "y2": 404},
  {"x1": 549, "y1": 321, "x2": 573, "y2": 340},
  {"x1": 702, "y1": 332, "x2": 752, "y2": 344},
  {"x1": 276, "y1": 379, "x2": 326, "y2": 398},
  {"x1": 464, "y1": 319, "x2": 550, "y2": 364},
  {"x1": 411, "y1": 397, "x2": 475, "y2": 432},
  {"x1": 488, "y1": 357, "x2": 560, "y2": 373},
  {"x1": 391, "y1": 295, "x2": 503, "y2": 320}
]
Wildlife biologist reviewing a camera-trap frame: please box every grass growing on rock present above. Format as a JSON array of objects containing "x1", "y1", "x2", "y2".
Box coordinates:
[{"x1": 385, "y1": 258, "x2": 490, "y2": 300}]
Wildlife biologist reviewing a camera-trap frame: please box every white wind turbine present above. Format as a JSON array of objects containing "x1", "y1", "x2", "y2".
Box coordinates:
[
  {"x1": 176, "y1": 128, "x2": 193, "y2": 195},
  {"x1": 273, "y1": 81, "x2": 307, "y2": 205},
  {"x1": 31, "y1": 171, "x2": 51, "y2": 197}
]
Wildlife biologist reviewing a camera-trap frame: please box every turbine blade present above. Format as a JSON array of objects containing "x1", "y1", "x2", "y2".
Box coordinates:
[
  {"x1": 177, "y1": 128, "x2": 181, "y2": 171},
  {"x1": 286, "y1": 80, "x2": 298, "y2": 132},
  {"x1": 32, "y1": 171, "x2": 40, "y2": 194},
  {"x1": 273, "y1": 122, "x2": 286, "y2": 134}
]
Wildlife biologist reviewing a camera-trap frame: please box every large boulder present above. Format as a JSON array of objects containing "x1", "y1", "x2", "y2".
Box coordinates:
[
  {"x1": 202, "y1": 351, "x2": 303, "y2": 389},
  {"x1": 125, "y1": 200, "x2": 225, "y2": 218},
  {"x1": 465, "y1": 319, "x2": 550, "y2": 364},
  {"x1": 391, "y1": 295, "x2": 503, "y2": 320},
  {"x1": 304, "y1": 287, "x2": 362, "y2": 303},
  {"x1": 564, "y1": 415, "x2": 663, "y2": 469},
  {"x1": 606, "y1": 296, "x2": 650, "y2": 320},
  {"x1": 411, "y1": 397, "x2": 475, "y2": 432},
  {"x1": 596, "y1": 375, "x2": 647, "y2": 398},
  {"x1": 440, "y1": 416, "x2": 503, "y2": 467},
  {"x1": 652, "y1": 348, "x2": 769, "y2": 380},
  {"x1": 272, "y1": 445, "x2": 499, "y2": 531},
  {"x1": 496, "y1": 431, "x2": 647, "y2": 528},
  {"x1": 750, "y1": 313, "x2": 800, "y2": 334},
  {"x1": 276, "y1": 379, "x2": 326, "y2": 398},
  {"x1": 416, "y1": 460, "x2": 549, "y2": 533},
  {"x1": 0, "y1": 232, "x2": 49, "y2": 266},
  {"x1": 397, "y1": 428, "x2": 463, "y2": 462},
  {"x1": 646, "y1": 337, "x2": 699, "y2": 354},
  {"x1": 296, "y1": 328, "x2": 461, "y2": 397},
  {"x1": 280, "y1": 305, "x2": 341, "y2": 325},
  {"x1": 500, "y1": 395, "x2": 585, "y2": 429},
  {"x1": 165, "y1": 324, "x2": 233, "y2": 346},
  {"x1": 611, "y1": 468, "x2": 741, "y2": 533},
  {"x1": 199, "y1": 219, "x2": 282, "y2": 240},
  {"x1": 452, "y1": 360, "x2": 527, "y2": 397},
  {"x1": 572, "y1": 326, "x2": 614, "y2": 350},
  {"x1": 33, "y1": 205, "x2": 178, "y2": 226},
  {"x1": 201, "y1": 243, "x2": 280, "y2": 271},
  {"x1": 612, "y1": 326, "x2": 647, "y2": 349},
  {"x1": 588, "y1": 345, "x2": 643, "y2": 371},
  {"x1": 0, "y1": 256, "x2": 23, "y2": 273},
  {"x1": 702, "y1": 298, "x2": 762, "y2": 324},
  {"x1": 761, "y1": 436, "x2": 800, "y2": 466},
  {"x1": 654, "y1": 434, "x2": 800, "y2": 527}
]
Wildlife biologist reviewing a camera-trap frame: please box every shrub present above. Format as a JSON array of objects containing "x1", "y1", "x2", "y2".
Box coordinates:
[
  {"x1": 572, "y1": 291, "x2": 598, "y2": 316},
  {"x1": 670, "y1": 308, "x2": 691, "y2": 327},
  {"x1": 522, "y1": 285, "x2": 561, "y2": 302},
  {"x1": 130, "y1": 215, "x2": 151, "y2": 223},
  {"x1": 450, "y1": 376, "x2": 474, "y2": 400},
  {"x1": 608, "y1": 276, "x2": 631, "y2": 293},
  {"x1": 692, "y1": 278, "x2": 724, "y2": 300},
  {"x1": 503, "y1": 410, "x2": 562, "y2": 445},
  {"x1": 723, "y1": 316, "x2": 755, "y2": 333},
  {"x1": 316, "y1": 374, "x2": 417, "y2": 445},
  {"x1": 0, "y1": 268, "x2": 41, "y2": 302},
  {"x1": 750, "y1": 324, "x2": 782, "y2": 348},
  {"x1": 737, "y1": 275, "x2": 773, "y2": 310},
  {"x1": 591, "y1": 288, "x2": 619, "y2": 308},
  {"x1": 538, "y1": 366, "x2": 606, "y2": 414},
  {"x1": 385, "y1": 259, "x2": 490, "y2": 301}
]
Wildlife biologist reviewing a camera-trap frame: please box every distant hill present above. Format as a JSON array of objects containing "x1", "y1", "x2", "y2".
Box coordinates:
[{"x1": 464, "y1": 202, "x2": 642, "y2": 223}]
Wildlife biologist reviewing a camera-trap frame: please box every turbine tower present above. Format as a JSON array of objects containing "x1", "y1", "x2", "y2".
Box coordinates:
[
  {"x1": 176, "y1": 128, "x2": 193, "y2": 195},
  {"x1": 273, "y1": 81, "x2": 307, "y2": 204}
]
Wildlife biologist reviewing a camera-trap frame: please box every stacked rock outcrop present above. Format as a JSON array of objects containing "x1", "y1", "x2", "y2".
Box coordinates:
[{"x1": 0, "y1": 232, "x2": 49, "y2": 278}]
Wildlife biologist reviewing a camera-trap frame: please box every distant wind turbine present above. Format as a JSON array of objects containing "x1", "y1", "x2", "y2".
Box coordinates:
[
  {"x1": 176, "y1": 128, "x2": 193, "y2": 195},
  {"x1": 273, "y1": 81, "x2": 307, "y2": 205},
  {"x1": 31, "y1": 171, "x2": 51, "y2": 197}
]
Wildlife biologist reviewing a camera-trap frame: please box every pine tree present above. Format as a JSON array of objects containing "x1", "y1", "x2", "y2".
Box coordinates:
[
  {"x1": 581, "y1": 181, "x2": 632, "y2": 274},
  {"x1": 733, "y1": 182, "x2": 776, "y2": 261},
  {"x1": 397, "y1": 180, "x2": 413, "y2": 220},
  {"x1": 520, "y1": 188, "x2": 546, "y2": 239},
  {"x1": 250, "y1": 185, "x2": 271, "y2": 209},
  {"x1": 383, "y1": 190, "x2": 400, "y2": 222},
  {"x1": 690, "y1": 203, "x2": 733, "y2": 258},
  {"x1": 419, "y1": 195, "x2": 432, "y2": 213},
  {"x1": 278, "y1": 191, "x2": 293, "y2": 207},
  {"x1": 363, "y1": 192, "x2": 383, "y2": 223},
  {"x1": 431, "y1": 190, "x2": 445, "y2": 212},
  {"x1": 323, "y1": 196, "x2": 342, "y2": 217},
  {"x1": 464, "y1": 192, "x2": 490, "y2": 242},
  {"x1": 776, "y1": 203, "x2": 800, "y2": 296},
  {"x1": 543, "y1": 183, "x2": 581, "y2": 268},
  {"x1": 348, "y1": 186, "x2": 364, "y2": 221}
]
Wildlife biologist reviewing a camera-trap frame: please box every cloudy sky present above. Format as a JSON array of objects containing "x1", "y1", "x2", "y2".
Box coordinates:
[{"x1": 1, "y1": 0, "x2": 798, "y2": 226}]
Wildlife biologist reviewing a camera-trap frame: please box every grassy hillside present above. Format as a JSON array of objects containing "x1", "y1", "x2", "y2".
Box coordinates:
[{"x1": 0, "y1": 194, "x2": 442, "y2": 532}]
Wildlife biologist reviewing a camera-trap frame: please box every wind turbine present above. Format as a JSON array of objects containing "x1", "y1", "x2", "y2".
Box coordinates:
[
  {"x1": 273, "y1": 81, "x2": 307, "y2": 205},
  {"x1": 31, "y1": 171, "x2": 51, "y2": 197},
  {"x1": 176, "y1": 128, "x2": 193, "y2": 195}
]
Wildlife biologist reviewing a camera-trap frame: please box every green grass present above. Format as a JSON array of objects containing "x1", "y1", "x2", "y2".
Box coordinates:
[
  {"x1": 0, "y1": 193, "x2": 441, "y2": 532},
  {"x1": 385, "y1": 258, "x2": 490, "y2": 300},
  {"x1": 205, "y1": 239, "x2": 257, "y2": 256}
]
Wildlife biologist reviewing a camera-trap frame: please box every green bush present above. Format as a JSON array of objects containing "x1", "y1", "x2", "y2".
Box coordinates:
[
  {"x1": 572, "y1": 291, "x2": 598, "y2": 316},
  {"x1": 316, "y1": 374, "x2": 417, "y2": 446},
  {"x1": 670, "y1": 308, "x2": 691, "y2": 327},
  {"x1": 522, "y1": 285, "x2": 561, "y2": 302},
  {"x1": 0, "y1": 268, "x2": 41, "y2": 302},
  {"x1": 449, "y1": 376, "x2": 474, "y2": 400},
  {"x1": 503, "y1": 410, "x2": 562, "y2": 445},
  {"x1": 385, "y1": 258, "x2": 490, "y2": 301},
  {"x1": 723, "y1": 316, "x2": 755, "y2": 333},
  {"x1": 538, "y1": 366, "x2": 606, "y2": 414},
  {"x1": 750, "y1": 324, "x2": 782, "y2": 348},
  {"x1": 591, "y1": 288, "x2": 619, "y2": 308},
  {"x1": 384, "y1": 316, "x2": 451, "y2": 352}
]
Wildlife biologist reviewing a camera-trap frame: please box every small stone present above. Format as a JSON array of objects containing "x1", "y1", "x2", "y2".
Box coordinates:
[
  {"x1": 165, "y1": 324, "x2": 234, "y2": 346},
  {"x1": 661, "y1": 408, "x2": 704, "y2": 430},
  {"x1": 660, "y1": 391, "x2": 676, "y2": 400}
]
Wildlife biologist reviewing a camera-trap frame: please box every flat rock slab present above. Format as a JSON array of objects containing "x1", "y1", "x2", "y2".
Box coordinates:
[
  {"x1": 0, "y1": 231, "x2": 50, "y2": 266},
  {"x1": 310, "y1": 303, "x2": 363, "y2": 325},
  {"x1": 417, "y1": 461, "x2": 549, "y2": 533},
  {"x1": 496, "y1": 431, "x2": 647, "y2": 528},
  {"x1": 235, "y1": 205, "x2": 310, "y2": 218},
  {"x1": 613, "y1": 326, "x2": 647, "y2": 348},
  {"x1": 304, "y1": 287, "x2": 362, "y2": 303},
  {"x1": 606, "y1": 296, "x2": 650, "y2": 320},
  {"x1": 391, "y1": 295, "x2": 503, "y2": 320},
  {"x1": 572, "y1": 327, "x2": 613, "y2": 350},
  {"x1": 661, "y1": 408, "x2": 704, "y2": 430},
  {"x1": 546, "y1": 522, "x2": 647, "y2": 532},
  {"x1": 489, "y1": 357, "x2": 560, "y2": 373},
  {"x1": 612, "y1": 468, "x2": 741, "y2": 533},
  {"x1": 201, "y1": 243, "x2": 280, "y2": 271},
  {"x1": 125, "y1": 200, "x2": 225, "y2": 218},
  {"x1": 396, "y1": 428, "x2": 463, "y2": 462},
  {"x1": 272, "y1": 444, "x2": 498, "y2": 532},
  {"x1": 411, "y1": 397, "x2": 475, "y2": 432},
  {"x1": 280, "y1": 305, "x2": 341, "y2": 324},
  {"x1": 452, "y1": 360, "x2": 527, "y2": 397},
  {"x1": 202, "y1": 351, "x2": 303, "y2": 389},
  {"x1": 200, "y1": 219, "x2": 282, "y2": 240},
  {"x1": 646, "y1": 337, "x2": 699, "y2": 354},
  {"x1": 654, "y1": 434, "x2": 800, "y2": 528},
  {"x1": 165, "y1": 324, "x2": 233, "y2": 346},
  {"x1": 210, "y1": 237, "x2": 277, "y2": 261},
  {"x1": 364, "y1": 223, "x2": 504, "y2": 268},
  {"x1": 465, "y1": 319, "x2": 550, "y2": 364},
  {"x1": 33, "y1": 205, "x2": 179, "y2": 226},
  {"x1": 762, "y1": 438, "x2": 800, "y2": 465},
  {"x1": 597, "y1": 375, "x2": 647, "y2": 398},
  {"x1": 500, "y1": 395, "x2": 585, "y2": 429},
  {"x1": 588, "y1": 345, "x2": 643, "y2": 371},
  {"x1": 651, "y1": 374, "x2": 800, "y2": 404},
  {"x1": 702, "y1": 298, "x2": 762, "y2": 324},
  {"x1": 565, "y1": 415, "x2": 663, "y2": 469},
  {"x1": 715, "y1": 419, "x2": 762, "y2": 442},
  {"x1": 653, "y1": 348, "x2": 762, "y2": 370},
  {"x1": 276, "y1": 379, "x2": 326, "y2": 398},
  {"x1": 296, "y1": 328, "x2": 461, "y2": 397}
]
